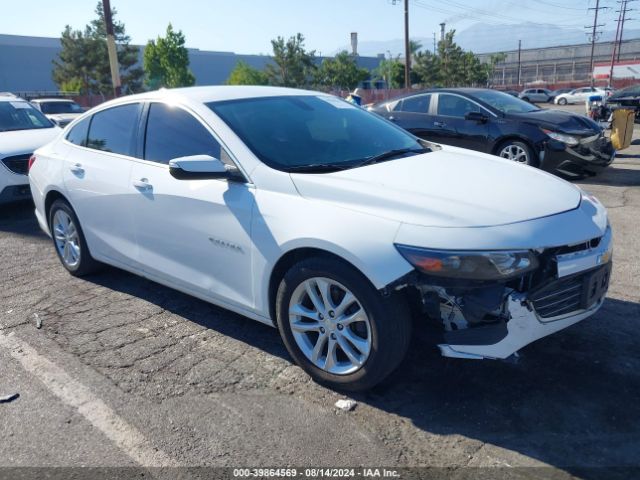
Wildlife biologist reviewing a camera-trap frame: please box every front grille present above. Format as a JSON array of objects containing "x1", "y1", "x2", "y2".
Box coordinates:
[
  {"x1": 554, "y1": 236, "x2": 602, "y2": 255},
  {"x1": 530, "y1": 277, "x2": 584, "y2": 318},
  {"x1": 1, "y1": 154, "x2": 31, "y2": 175},
  {"x1": 529, "y1": 264, "x2": 610, "y2": 319}
]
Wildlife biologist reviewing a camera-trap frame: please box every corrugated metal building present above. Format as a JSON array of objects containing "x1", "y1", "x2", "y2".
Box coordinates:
[
  {"x1": 0, "y1": 34, "x2": 384, "y2": 92},
  {"x1": 477, "y1": 38, "x2": 640, "y2": 87}
]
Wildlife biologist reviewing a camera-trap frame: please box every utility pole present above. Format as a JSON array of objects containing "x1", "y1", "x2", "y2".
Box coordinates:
[
  {"x1": 617, "y1": 0, "x2": 636, "y2": 62},
  {"x1": 517, "y1": 40, "x2": 522, "y2": 87},
  {"x1": 103, "y1": 0, "x2": 121, "y2": 97},
  {"x1": 609, "y1": 3, "x2": 625, "y2": 86},
  {"x1": 440, "y1": 22, "x2": 446, "y2": 41},
  {"x1": 403, "y1": 0, "x2": 410, "y2": 89},
  {"x1": 586, "y1": 0, "x2": 606, "y2": 86},
  {"x1": 433, "y1": 32, "x2": 437, "y2": 55}
]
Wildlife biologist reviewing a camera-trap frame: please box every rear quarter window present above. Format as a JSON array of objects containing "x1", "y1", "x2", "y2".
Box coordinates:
[{"x1": 66, "y1": 117, "x2": 90, "y2": 146}]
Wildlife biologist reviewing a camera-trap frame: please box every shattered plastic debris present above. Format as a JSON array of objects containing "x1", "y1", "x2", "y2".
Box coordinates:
[
  {"x1": 0, "y1": 393, "x2": 19, "y2": 404},
  {"x1": 335, "y1": 399, "x2": 357, "y2": 411},
  {"x1": 34, "y1": 313, "x2": 42, "y2": 329}
]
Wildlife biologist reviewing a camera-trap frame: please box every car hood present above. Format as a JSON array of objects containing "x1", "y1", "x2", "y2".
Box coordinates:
[
  {"x1": 506, "y1": 109, "x2": 601, "y2": 135},
  {"x1": 0, "y1": 127, "x2": 60, "y2": 158},
  {"x1": 47, "y1": 113, "x2": 81, "y2": 122},
  {"x1": 290, "y1": 146, "x2": 582, "y2": 228}
]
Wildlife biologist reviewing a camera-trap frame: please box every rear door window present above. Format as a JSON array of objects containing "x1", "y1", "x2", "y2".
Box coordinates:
[
  {"x1": 86, "y1": 103, "x2": 141, "y2": 156},
  {"x1": 400, "y1": 94, "x2": 432, "y2": 113},
  {"x1": 66, "y1": 117, "x2": 90, "y2": 146}
]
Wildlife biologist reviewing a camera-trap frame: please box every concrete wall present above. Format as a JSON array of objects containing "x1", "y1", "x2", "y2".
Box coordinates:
[{"x1": 0, "y1": 34, "x2": 383, "y2": 92}]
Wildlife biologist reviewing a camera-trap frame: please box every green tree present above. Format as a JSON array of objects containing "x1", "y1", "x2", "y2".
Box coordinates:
[
  {"x1": 413, "y1": 50, "x2": 440, "y2": 87},
  {"x1": 413, "y1": 30, "x2": 488, "y2": 88},
  {"x1": 373, "y1": 57, "x2": 405, "y2": 89},
  {"x1": 52, "y1": 1, "x2": 143, "y2": 95},
  {"x1": 266, "y1": 33, "x2": 316, "y2": 87},
  {"x1": 226, "y1": 61, "x2": 269, "y2": 85},
  {"x1": 53, "y1": 26, "x2": 102, "y2": 94},
  {"x1": 144, "y1": 24, "x2": 195, "y2": 89},
  {"x1": 315, "y1": 51, "x2": 369, "y2": 90}
]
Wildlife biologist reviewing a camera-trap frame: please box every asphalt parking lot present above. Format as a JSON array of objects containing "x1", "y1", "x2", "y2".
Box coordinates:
[{"x1": 1, "y1": 107, "x2": 639, "y2": 479}]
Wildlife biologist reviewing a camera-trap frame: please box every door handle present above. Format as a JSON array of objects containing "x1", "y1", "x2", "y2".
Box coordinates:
[
  {"x1": 388, "y1": 116, "x2": 397, "y2": 122},
  {"x1": 133, "y1": 178, "x2": 152, "y2": 191},
  {"x1": 69, "y1": 163, "x2": 84, "y2": 174},
  {"x1": 434, "y1": 121, "x2": 446, "y2": 128}
]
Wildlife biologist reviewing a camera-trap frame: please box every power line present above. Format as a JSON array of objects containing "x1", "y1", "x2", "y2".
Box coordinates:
[{"x1": 411, "y1": 0, "x2": 588, "y2": 28}]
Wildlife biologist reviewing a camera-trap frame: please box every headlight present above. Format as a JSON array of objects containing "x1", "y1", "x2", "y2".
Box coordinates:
[
  {"x1": 542, "y1": 129, "x2": 579, "y2": 146},
  {"x1": 395, "y1": 245, "x2": 539, "y2": 280}
]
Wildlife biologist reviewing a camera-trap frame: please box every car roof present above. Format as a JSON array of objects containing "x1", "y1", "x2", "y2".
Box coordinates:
[
  {"x1": 99, "y1": 86, "x2": 323, "y2": 109},
  {"x1": 0, "y1": 95, "x2": 27, "y2": 103},
  {"x1": 376, "y1": 88, "x2": 502, "y2": 105}
]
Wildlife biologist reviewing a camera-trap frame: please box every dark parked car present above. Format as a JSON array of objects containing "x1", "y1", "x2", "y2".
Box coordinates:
[
  {"x1": 370, "y1": 88, "x2": 615, "y2": 178},
  {"x1": 606, "y1": 84, "x2": 640, "y2": 121}
]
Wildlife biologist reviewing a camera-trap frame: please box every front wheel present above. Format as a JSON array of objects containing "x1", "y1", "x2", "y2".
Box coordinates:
[
  {"x1": 275, "y1": 257, "x2": 412, "y2": 391},
  {"x1": 557, "y1": 97, "x2": 568, "y2": 105},
  {"x1": 497, "y1": 140, "x2": 538, "y2": 167}
]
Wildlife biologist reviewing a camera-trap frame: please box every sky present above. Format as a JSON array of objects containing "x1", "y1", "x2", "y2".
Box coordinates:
[{"x1": 0, "y1": 0, "x2": 608, "y2": 55}]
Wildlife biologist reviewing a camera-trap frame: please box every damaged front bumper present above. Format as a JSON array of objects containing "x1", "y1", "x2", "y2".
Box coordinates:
[
  {"x1": 439, "y1": 285, "x2": 606, "y2": 359},
  {"x1": 407, "y1": 225, "x2": 613, "y2": 360}
]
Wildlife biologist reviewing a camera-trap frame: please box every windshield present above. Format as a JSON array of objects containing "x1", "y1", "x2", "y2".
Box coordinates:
[
  {"x1": 39, "y1": 101, "x2": 83, "y2": 114},
  {"x1": 207, "y1": 95, "x2": 425, "y2": 172},
  {"x1": 473, "y1": 90, "x2": 540, "y2": 114},
  {"x1": 0, "y1": 101, "x2": 54, "y2": 132}
]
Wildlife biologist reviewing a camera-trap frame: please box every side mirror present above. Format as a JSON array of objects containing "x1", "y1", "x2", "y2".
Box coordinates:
[
  {"x1": 465, "y1": 111, "x2": 488, "y2": 123},
  {"x1": 168, "y1": 154, "x2": 239, "y2": 180}
]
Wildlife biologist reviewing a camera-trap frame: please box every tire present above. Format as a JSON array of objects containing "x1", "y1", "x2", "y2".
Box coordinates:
[
  {"x1": 522, "y1": 97, "x2": 530, "y2": 103},
  {"x1": 496, "y1": 140, "x2": 539, "y2": 167},
  {"x1": 49, "y1": 199, "x2": 100, "y2": 276},
  {"x1": 275, "y1": 257, "x2": 412, "y2": 391},
  {"x1": 557, "y1": 97, "x2": 568, "y2": 105}
]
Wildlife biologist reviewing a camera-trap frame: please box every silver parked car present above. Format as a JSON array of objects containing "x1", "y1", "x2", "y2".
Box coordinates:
[{"x1": 519, "y1": 88, "x2": 552, "y2": 103}]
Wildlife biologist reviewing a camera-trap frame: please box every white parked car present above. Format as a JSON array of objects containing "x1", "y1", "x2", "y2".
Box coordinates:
[
  {"x1": 554, "y1": 87, "x2": 605, "y2": 105},
  {"x1": 29, "y1": 87, "x2": 613, "y2": 390},
  {"x1": 0, "y1": 95, "x2": 59, "y2": 204},
  {"x1": 30, "y1": 98, "x2": 84, "y2": 128}
]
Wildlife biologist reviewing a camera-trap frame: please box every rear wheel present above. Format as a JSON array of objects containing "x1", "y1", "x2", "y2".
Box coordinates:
[
  {"x1": 276, "y1": 257, "x2": 412, "y2": 391},
  {"x1": 49, "y1": 199, "x2": 99, "y2": 276},
  {"x1": 497, "y1": 140, "x2": 538, "y2": 167}
]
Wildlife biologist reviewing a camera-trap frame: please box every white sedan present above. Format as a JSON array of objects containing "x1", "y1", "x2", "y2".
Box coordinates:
[
  {"x1": 554, "y1": 87, "x2": 605, "y2": 105},
  {"x1": 29, "y1": 86, "x2": 613, "y2": 390}
]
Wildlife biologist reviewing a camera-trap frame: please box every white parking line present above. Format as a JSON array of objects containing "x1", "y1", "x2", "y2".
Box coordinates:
[{"x1": 0, "y1": 330, "x2": 178, "y2": 467}]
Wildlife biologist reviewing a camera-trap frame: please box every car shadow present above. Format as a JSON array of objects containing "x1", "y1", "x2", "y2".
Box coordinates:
[
  {"x1": 0, "y1": 200, "x2": 47, "y2": 238},
  {"x1": 580, "y1": 167, "x2": 640, "y2": 187}
]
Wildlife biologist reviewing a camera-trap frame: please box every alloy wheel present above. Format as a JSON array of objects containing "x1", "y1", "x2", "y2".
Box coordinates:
[
  {"x1": 499, "y1": 144, "x2": 530, "y2": 163},
  {"x1": 52, "y1": 210, "x2": 81, "y2": 269},
  {"x1": 288, "y1": 277, "x2": 372, "y2": 375}
]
